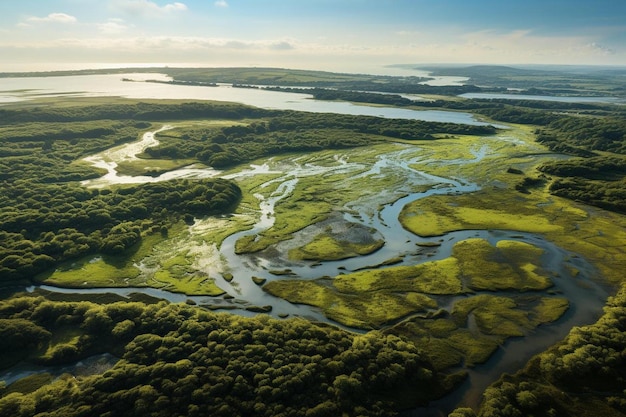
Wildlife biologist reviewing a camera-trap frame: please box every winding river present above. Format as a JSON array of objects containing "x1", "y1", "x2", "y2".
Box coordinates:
[{"x1": 9, "y1": 127, "x2": 608, "y2": 413}]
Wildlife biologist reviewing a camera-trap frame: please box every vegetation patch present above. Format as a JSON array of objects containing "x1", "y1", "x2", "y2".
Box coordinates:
[
  {"x1": 289, "y1": 222, "x2": 384, "y2": 261},
  {"x1": 452, "y1": 294, "x2": 569, "y2": 337},
  {"x1": 264, "y1": 280, "x2": 437, "y2": 329},
  {"x1": 389, "y1": 293, "x2": 570, "y2": 371},
  {"x1": 453, "y1": 238, "x2": 552, "y2": 291},
  {"x1": 388, "y1": 315, "x2": 502, "y2": 369},
  {"x1": 38, "y1": 215, "x2": 243, "y2": 296},
  {"x1": 400, "y1": 198, "x2": 563, "y2": 237},
  {"x1": 398, "y1": 187, "x2": 626, "y2": 284},
  {"x1": 530, "y1": 297, "x2": 569, "y2": 324},
  {"x1": 0, "y1": 296, "x2": 450, "y2": 416},
  {"x1": 333, "y1": 257, "x2": 463, "y2": 295},
  {"x1": 115, "y1": 158, "x2": 197, "y2": 177},
  {"x1": 152, "y1": 270, "x2": 224, "y2": 296},
  {"x1": 267, "y1": 237, "x2": 558, "y2": 332},
  {"x1": 471, "y1": 283, "x2": 626, "y2": 417}
]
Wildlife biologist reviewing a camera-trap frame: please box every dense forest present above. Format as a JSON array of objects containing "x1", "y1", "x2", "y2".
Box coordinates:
[
  {"x1": 0, "y1": 296, "x2": 451, "y2": 417},
  {"x1": 471, "y1": 282, "x2": 626, "y2": 417},
  {"x1": 533, "y1": 116, "x2": 626, "y2": 212},
  {"x1": 0, "y1": 178, "x2": 241, "y2": 281},
  {"x1": 147, "y1": 110, "x2": 496, "y2": 168}
]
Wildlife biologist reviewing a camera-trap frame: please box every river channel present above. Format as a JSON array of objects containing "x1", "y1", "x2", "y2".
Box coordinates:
[{"x1": 9, "y1": 126, "x2": 607, "y2": 413}]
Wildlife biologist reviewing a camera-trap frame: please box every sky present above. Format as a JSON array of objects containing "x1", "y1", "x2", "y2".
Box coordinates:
[{"x1": 1, "y1": 0, "x2": 626, "y2": 73}]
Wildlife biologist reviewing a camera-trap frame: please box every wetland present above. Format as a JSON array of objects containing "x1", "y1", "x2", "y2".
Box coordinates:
[{"x1": 1, "y1": 66, "x2": 626, "y2": 417}]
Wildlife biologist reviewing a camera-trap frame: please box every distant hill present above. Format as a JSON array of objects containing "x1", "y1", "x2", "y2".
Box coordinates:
[{"x1": 405, "y1": 64, "x2": 626, "y2": 96}]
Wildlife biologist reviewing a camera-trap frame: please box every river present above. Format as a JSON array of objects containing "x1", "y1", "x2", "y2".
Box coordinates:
[{"x1": 10, "y1": 127, "x2": 606, "y2": 413}]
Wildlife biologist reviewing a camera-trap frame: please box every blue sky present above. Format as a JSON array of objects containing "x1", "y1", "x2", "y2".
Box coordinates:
[{"x1": 1, "y1": 0, "x2": 625, "y2": 72}]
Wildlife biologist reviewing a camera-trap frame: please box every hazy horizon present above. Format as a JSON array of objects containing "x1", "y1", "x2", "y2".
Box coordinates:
[{"x1": 2, "y1": 1, "x2": 626, "y2": 74}]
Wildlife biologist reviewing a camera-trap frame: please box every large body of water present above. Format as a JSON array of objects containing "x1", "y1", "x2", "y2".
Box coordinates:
[{"x1": 0, "y1": 73, "x2": 496, "y2": 126}]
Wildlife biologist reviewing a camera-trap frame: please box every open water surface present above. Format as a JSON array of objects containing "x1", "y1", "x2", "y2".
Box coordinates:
[{"x1": 0, "y1": 73, "x2": 497, "y2": 126}]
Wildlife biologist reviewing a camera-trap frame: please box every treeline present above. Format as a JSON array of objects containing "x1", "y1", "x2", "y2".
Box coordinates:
[
  {"x1": 539, "y1": 116, "x2": 626, "y2": 155},
  {"x1": 147, "y1": 111, "x2": 498, "y2": 168},
  {"x1": 545, "y1": 177, "x2": 626, "y2": 213},
  {"x1": 260, "y1": 86, "x2": 493, "y2": 107},
  {"x1": 0, "y1": 101, "x2": 273, "y2": 124},
  {"x1": 476, "y1": 106, "x2": 559, "y2": 125},
  {"x1": 530, "y1": 116, "x2": 626, "y2": 213},
  {"x1": 260, "y1": 87, "x2": 473, "y2": 106},
  {"x1": 329, "y1": 82, "x2": 481, "y2": 96},
  {"x1": 461, "y1": 283, "x2": 626, "y2": 417},
  {"x1": 0, "y1": 178, "x2": 241, "y2": 281},
  {"x1": 0, "y1": 296, "x2": 448, "y2": 417},
  {"x1": 306, "y1": 88, "x2": 414, "y2": 107},
  {"x1": 0, "y1": 120, "x2": 149, "y2": 182}
]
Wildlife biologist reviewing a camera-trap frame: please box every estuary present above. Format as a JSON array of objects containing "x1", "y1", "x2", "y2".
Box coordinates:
[{"x1": 25, "y1": 125, "x2": 609, "y2": 412}]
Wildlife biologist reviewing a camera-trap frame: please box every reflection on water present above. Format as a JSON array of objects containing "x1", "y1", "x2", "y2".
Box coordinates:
[{"x1": 0, "y1": 73, "x2": 497, "y2": 126}]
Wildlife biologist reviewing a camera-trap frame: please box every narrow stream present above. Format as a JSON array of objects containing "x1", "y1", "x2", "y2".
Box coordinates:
[
  {"x1": 0, "y1": 354, "x2": 118, "y2": 386},
  {"x1": 9, "y1": 128, "x2": 610, "y2": 413}
]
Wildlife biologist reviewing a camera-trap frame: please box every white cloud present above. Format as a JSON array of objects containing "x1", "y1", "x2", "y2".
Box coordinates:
[
  {"x1": 110, "y1": 0, "x2": 188, "y2": 17},
  {"x1": 26, "y1": 13, "x2": 77, "y2": 24},
  {"x1": 98, "y1": 19, "x2": 130, "y2": 34},
  {"x1": 587, "y1": 42, "x2": 615, "y2": 55},
  {"x1": 456, "y1": 29, "x2": 600, "y2": 62},
  {"x1": 2, "y1": 36, "x2": 298, "y2": 53},
  {"x1": 214, "y1": 1, "x2": 228, "y2": 7},
  {"x1": 269, "y1": 41, "x2": 295, "y2": 51},
  {"x1": 164, "y1": 2, "x2": 188, "y2": 12},
  {"x1": 2, "y1": 28, "x2": 625, "y2": 69}
]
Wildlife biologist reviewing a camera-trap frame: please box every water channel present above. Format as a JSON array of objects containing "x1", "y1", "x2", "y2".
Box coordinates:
[
  {"x1": 6, "y1": 126, "x2": 609, "y2": 413},
  {"x1": 0, "y1": 74, "x2": 611, "y2": 412},
  {"x1": 460, "y1": 92, "x2": 626, "y2": 104}
]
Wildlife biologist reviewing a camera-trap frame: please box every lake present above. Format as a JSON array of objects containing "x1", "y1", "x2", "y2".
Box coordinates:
[{"x1": 0, "y1": 73, "x2": 496, "y2": 126}]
